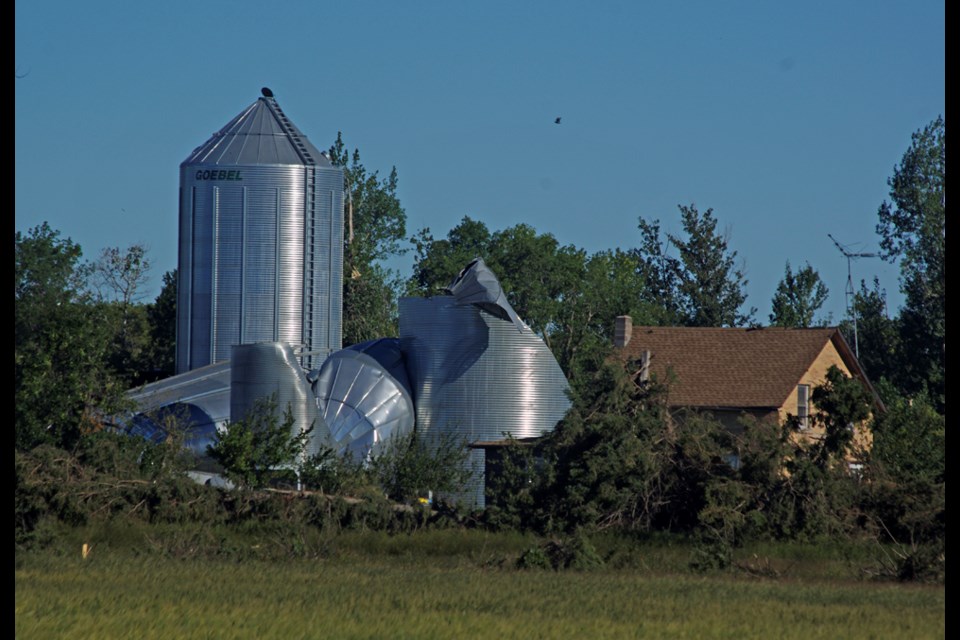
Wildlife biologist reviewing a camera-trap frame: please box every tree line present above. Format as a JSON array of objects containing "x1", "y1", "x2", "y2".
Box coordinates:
[{"x1": 15, "y1": 118, "x2": 944, "y2": 579}]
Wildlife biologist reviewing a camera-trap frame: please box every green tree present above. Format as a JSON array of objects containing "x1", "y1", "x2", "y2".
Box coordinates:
[
  {"x1": 408, "y1": 218, "x2": 567, "y2": 334},
  {"x1": 869, "y1": 385, "x2": 944, "y2": 485},
  {"x1": 329, "y1": 133, "x2": 408, "y2": 345},
  {"x1": 807, "y1": 365, "x2": 872, "y2": 469},
  {"x1": 369, "y1": 431, "x2": 474, "y2": 504},
  {"x1": 637, "y1": 204, "x2": 755, "y2": 327},
  {"x1": 15, "y1": 223, "x2": 127, "y2": 450},
  {"x1": 206, "y1": 394, "x2": 314, "y2": 490},
  {"x1": 840, "y1": 278, "x2": 899, "y2": 390},
  {"x1": 407, "y1": 216, "x2": 493, "y2": 297},
  {"x1": 550, "y1": 248, "x2": 662, "y2": 379},
  {"x1": 633, "y1": 217, "x2": 682, "y2": 324},
  {"x1": 876, "y1": 116, "x2": 944, "y2": 408},
  {"x1": 861, "y1": 383, "x2": 944, "y2": 581},
  {"x1": 408, "y1": 217, "x2": 658, "y2": 379},
  {"x1": 534, "y1": 358, "x2": 671, "y2": 532},
  {"x1": 532, "y1": 355, "x2": 738, "y2": 535},
  {"x1": 91, "y1": 243, "x2": 153, "y2": 383},
  {"x1": 769, "y1": 261, "x2": 830, "y2": 327},
  {"x1": 143, "y1": 269, "x2": 177, "y2": 381},
  {"x1": 485, "y1": 223, "x2": 577, "y2": 338},
  {"x1": 762, "y1": 366, "x2": 873, "y2": 540},
  {"x1": 408, "y1": 216, "x2": 583, "y2": 337}
]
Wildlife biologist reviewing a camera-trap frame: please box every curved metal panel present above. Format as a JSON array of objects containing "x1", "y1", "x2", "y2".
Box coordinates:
[
  {"x1": 230, "y1": 342, "x2": 325, "y2": 455},
  {"x1": 122, "y1": 360, "x2": 232, "y2": 465},
  {"x1": 311, "y1": 349, "x2": 415, "y2": 462},
  {"x1": 400, "y1": 296, "x2": 570, "y2": 441},
  {"x1": 445, "y1": 257, "x2": 525, "y2": 332},
  {"x1": 399, "y1": 295, "x2": 571, "y2": 507},
  {"x1": 125, "y1": 402, "x2": 219, "y2": 460},
  {"x1": 178, "y1": 163, "x2": 343, "y2": 373},
  {"x1": 343, "y1": 338, "x2": 413, "y2": 398}
]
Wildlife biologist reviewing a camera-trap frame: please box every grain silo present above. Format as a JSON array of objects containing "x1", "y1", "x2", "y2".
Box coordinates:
[{"x1": 177, "y1": 88, "x2": 344, "y2": 373}]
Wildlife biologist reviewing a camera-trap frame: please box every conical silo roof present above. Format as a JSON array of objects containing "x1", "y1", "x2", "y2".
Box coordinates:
[{"x1": 182, "y1": 88, "x2": 332, "y2": 167}]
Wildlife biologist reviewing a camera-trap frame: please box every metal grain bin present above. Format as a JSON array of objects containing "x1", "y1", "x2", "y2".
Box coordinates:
[
  {"x1": 177, "y1": 89, "x2": 343, "y2": 373},
  {"x1": 399, "y1": 296, "x2": 571, "y2": 507}
]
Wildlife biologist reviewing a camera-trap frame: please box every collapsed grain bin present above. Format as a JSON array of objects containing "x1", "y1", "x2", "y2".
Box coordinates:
[{"x1": 399, "y1": 258, "x2": 571, "y2": 507}]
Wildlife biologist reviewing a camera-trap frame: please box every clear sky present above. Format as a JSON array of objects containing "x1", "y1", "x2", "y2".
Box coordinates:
[{"x1": 15, "y1": 0, "x2": 944, "y2": 326}]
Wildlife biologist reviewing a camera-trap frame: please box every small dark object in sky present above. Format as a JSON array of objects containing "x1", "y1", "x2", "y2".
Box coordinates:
[
  {"x1": 554, "y1": 117, "x2": 561, "y2": 124},
  {"x1": 261, "y1": 87, "x2": 274, "y2": 98}
]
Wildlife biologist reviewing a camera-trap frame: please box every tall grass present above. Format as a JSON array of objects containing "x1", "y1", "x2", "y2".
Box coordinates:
[{"x1": 16, "y1": 530, "x2": 944, "y2": 640}]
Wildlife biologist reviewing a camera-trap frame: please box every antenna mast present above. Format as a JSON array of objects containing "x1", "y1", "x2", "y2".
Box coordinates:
[{"x1": 828, "y1": 234, "x2": 879, "y2": 359}]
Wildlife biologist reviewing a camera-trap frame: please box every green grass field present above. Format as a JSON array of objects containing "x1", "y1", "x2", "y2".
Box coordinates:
[{"x1": 16, "y1": 529, "x2": 944, "y2": 639}]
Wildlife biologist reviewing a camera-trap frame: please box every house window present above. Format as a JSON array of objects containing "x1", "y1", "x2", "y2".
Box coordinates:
[
  {"x1": 723, "y1": 453, "x2": 741, "y2": 471},
  {"x1": 797, "y1": 384, "x2": 810, "y2": 429}
]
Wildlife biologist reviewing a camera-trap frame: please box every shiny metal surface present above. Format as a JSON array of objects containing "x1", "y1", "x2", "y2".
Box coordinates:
[
  {"x1": 399, "y1": 295, "x2": 571, "y2": 507},
  {"x1": 183, "y1": 93, "x2": 331, "y2": 167},
  {"x1": 177, "y1": 92, "x2": 343, "y2": 373},
  {"x1": 124, "y1": 403, "x2": 219, "y2": 461},
  {"x1": 122, "y1": 360, "x2": 232, "y2": 466},
  {"x1": 311, "y1": 344, "x2": 415, "y2": 462},
  {"x1": 230, "y1": 343, "x2": 324, "y2": 454},
  {"x1": 342, "y1": 339, "x2": 414, "y2": 397},
  {"x1": 445, "y1": 257, "x2": 525, "y2": 332}
]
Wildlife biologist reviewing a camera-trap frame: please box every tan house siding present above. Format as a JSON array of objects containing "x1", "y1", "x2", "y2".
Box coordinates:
[
  {"x1": 777, "y1": 340, "x2": 851, "y2": 423},
  {"x1": 777, "y1": 339, "x2": 873, "y2": 456}
]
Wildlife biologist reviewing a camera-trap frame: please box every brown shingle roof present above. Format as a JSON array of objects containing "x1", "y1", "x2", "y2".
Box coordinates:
[{"x1": 618, "y1": 326, "x2": 844, "y2": 409}]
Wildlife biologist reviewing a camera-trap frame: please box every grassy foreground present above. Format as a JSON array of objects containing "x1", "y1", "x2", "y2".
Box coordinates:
[{"x1": 16, "y1": 530, "x2": 944, "y2": 640}]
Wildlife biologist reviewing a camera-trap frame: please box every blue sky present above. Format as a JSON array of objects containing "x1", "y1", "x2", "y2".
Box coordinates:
[{"x1": 15, "y1": 0, "x2": 943, "y2": 325}]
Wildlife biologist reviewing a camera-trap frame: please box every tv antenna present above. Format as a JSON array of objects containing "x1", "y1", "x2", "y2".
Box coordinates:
[{"x1": 828, "y1": 234, "x2": 879, "y2": 359}]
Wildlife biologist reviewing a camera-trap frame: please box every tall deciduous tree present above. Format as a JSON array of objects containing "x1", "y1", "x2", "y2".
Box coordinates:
[
  {"x1": 876, "y1": 116, "x2": 944, "y2": 408},
  {"x1": 407, "y1": 216, "x2": 493, "y2": 297},
  {"x1": 633, "y1": 218, "x2": 682, "y2": 324},
  {"x1": 550, "y1": 248, "x2": 662, "y2": 379},
  {"x1": 769, "y1": 261, "x2": 830, "y2": 328},
  {"x1": 329, "y1": 133, "x2": 408, "y2": 345},
  {"x1": 15, "y1": 223, "x2": 126, "y2": 450},
  {"x1": 91, "y1": 243, "x2": 153, "y2": 383}
]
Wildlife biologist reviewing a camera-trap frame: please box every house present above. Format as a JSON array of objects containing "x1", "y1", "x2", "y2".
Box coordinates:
[{"x1": 612, "y1": 316, "x2": 884, "y2": 457}]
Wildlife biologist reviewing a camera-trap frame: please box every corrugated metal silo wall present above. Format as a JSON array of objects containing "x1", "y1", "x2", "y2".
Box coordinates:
[
  {"x1": 399, "y1": 296, "x2": 572, "y2": 508},
  {"x1": 177, "y1": 165, "x2": 343, "y2": 373},
  {"x1": 230, "y1": 342, "x2": 324, "y2": 455}
]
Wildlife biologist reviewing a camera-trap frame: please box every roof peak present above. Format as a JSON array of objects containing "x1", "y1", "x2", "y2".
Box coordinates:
[{"x1": 182, "y1": 90, "x2": 332, "y2": 168}]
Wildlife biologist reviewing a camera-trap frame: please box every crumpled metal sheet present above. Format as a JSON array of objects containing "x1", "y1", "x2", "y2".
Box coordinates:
[
  {"x1": 399, "y1": 295, "x2": 571, "y2": 507},
  {"x1": 311, "y1": 342, "x2": 415, "y2": 461},
  {"x1": 120, "y1": 360, "x2": 231, "y2": 463},
  {"x1": 445, "y1": 257, "x2": 525, "y2": 332},
  {"x1": 230, "y1": 342, "x2": 327, "y2": 457},
  {"x1": 343, "y1": 338, "x2": 414, "y2": 398},
  {"x1": 124, "y1": 402, "x2": 220, "y2": 460}
]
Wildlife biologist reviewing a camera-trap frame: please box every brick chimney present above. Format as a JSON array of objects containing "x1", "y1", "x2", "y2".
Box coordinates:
[{"x1": 614, "y1": 315, "x2": 633, "y2": 348}]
